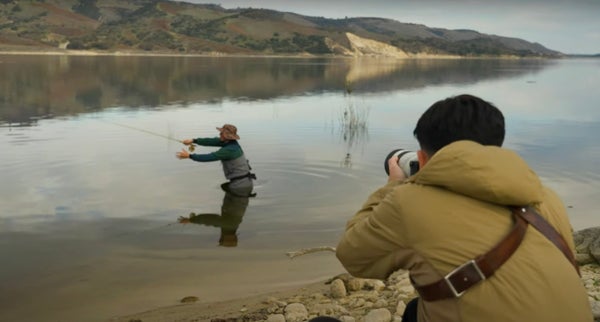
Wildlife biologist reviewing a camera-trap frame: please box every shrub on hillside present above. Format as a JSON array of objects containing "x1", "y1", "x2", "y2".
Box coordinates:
[{"x1": 72, "y1": 0, "x2": 100, "y2": 20}]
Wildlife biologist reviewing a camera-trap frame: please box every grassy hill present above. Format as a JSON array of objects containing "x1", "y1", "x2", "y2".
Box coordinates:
[{"x1": 0, "y1": 0, "x2": 563, "y2": 57}]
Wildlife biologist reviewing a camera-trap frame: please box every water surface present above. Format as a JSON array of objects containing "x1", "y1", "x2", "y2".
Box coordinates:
[{"x1": 1, "y1": 55, "x2": 599, "y2": 321}]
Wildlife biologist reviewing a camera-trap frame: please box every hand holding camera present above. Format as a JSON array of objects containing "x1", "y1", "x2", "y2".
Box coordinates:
[
  {"x1": 386, "y1": 156, "x2": 407, "y2": 182},
  {"x1": 384, "y1": 149, "x2": 420, "y2": 180}
]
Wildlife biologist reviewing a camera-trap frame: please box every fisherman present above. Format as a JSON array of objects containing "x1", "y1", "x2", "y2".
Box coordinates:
[{"x1": 176, "y1": 124, "x2": 256, "y2": 194}]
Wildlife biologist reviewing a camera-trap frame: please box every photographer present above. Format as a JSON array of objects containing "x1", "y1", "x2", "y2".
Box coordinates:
[{"x1": 336, "y1": 95, "x2": 592, "y2": 322}]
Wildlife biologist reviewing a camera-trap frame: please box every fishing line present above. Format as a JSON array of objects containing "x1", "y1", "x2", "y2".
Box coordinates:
[{"x1": 101, "y1": 119, "x2": 196, "y2": 152}]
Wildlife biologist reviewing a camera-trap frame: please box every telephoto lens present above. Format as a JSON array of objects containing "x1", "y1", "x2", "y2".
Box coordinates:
[{"x1": 384, "y1": 149, "x2": 420, "y2": 177}]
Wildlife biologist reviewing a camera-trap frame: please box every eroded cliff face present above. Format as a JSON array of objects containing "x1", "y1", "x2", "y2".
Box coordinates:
[
  {"x1": 322, "y1": 33, "x2": 410, "y2": 58},
  {"x1": 325, "y1": 32, "x2": 464, "y2": 59},
  {"x1": 345, "y1": 32, "x2": 410, "y2": 58},
  {"x1": 325, "y1": 32, "x2": 411, "y2": 58}
]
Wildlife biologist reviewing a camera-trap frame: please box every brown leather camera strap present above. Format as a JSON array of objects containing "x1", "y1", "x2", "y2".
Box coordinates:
[
  {"x1": 414, "y1": 206, "x2": 579, "y2": 302},
  {"x1": 512, "y1": 206, "x2": 580, "y2": 275},
  {"x1": 415, "y1": 210, "x2": 528, "y2": 301}
]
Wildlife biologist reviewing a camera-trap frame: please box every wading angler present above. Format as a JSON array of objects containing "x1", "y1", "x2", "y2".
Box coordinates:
[{"x1": 176, "y1": 124, "x2": 256, "y2": 196}]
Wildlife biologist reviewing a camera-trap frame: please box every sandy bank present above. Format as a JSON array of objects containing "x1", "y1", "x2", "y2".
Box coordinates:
[{"x1": 111, "y1": 264, "x2": 600, "y2": 322}]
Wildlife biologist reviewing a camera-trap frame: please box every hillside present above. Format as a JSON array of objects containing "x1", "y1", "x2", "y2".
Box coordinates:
[{"x1": 0, "y1": 0, "x2": 563, "y2": 57}]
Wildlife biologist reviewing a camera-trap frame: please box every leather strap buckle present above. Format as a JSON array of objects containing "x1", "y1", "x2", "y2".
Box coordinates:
[
  {"x1": 444, "y1": 259, "x2": 486, "y2": 297},
  {"x1": 415, "y1": 209, "x2": 531, "y2": 301}
]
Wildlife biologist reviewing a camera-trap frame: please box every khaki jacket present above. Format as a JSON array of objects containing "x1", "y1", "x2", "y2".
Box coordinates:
[{"x1": 336, "y1": 140, "x2": 592, "y2": 322}]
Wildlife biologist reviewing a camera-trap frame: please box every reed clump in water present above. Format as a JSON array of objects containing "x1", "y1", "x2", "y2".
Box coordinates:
[{"x1": 339, "y1": 81, "x2": 370, "y2": 150}]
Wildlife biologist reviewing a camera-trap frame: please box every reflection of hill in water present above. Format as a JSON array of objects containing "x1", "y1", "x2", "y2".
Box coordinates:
[
  {"x1": 0, "y1": 55, "x2": 553, "y2": 124},
  {"x1": 345, "y1": 58, "x2": 553, "y2": 92}
]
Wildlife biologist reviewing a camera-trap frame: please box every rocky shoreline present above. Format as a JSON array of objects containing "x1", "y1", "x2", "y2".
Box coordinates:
[
  {"x1": 116, "y1": 227, "x2": 600, "y2": 322},
  {"x1": 117, "y1": 265, "x2": 599, "y2": 322},
  {"x1": 252, "y1": 264, "x2": 600, "y2": 322}
]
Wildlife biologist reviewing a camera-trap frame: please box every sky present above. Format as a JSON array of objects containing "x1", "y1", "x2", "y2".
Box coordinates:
[{"x1": 182, "y1": 0, "x2": 600, "y2": 55}]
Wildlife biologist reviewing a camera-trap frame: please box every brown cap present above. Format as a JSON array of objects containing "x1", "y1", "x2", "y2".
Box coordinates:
[{"x1": 216, "y1": 124, "x2": 240, "y2": 140}]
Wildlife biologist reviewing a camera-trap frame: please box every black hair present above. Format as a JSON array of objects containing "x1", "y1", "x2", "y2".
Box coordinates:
[{"x1": 413, "y1": 94, "x2": 505, "y2": 154}]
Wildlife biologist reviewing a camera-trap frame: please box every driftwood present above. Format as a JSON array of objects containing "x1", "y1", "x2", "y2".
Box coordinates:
[{"x1": 286, "y1": 246, "x2": 337, "y2": 259}]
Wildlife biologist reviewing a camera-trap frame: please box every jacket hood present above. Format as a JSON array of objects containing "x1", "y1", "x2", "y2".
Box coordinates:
[{"x1": 409, "y1": 140, "x2": 543, "y2": 206}]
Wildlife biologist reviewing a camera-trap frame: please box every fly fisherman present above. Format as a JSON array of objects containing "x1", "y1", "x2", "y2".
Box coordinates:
[{"x1": 176, "y1": 124, "x2": 256, "y2": 195}]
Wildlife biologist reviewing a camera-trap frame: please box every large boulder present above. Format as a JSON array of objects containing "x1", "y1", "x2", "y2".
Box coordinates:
[{"x1": 574, "y1": 227, "x2": 600, "y2": 265}]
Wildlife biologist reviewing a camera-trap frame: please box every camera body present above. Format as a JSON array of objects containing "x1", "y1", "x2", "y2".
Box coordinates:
[{"x1": 384, "y1": 149, "x2": 420, "y2": 177}]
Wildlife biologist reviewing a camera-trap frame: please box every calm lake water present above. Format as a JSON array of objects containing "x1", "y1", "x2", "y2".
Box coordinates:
[{"x1": 1, "y1": 55, "x2": 599, "y2": 321}]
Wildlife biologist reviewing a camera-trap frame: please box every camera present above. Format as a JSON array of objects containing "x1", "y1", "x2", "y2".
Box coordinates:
[{"x1": 384, "y1": 149, "x2": 420, "y2": 177}]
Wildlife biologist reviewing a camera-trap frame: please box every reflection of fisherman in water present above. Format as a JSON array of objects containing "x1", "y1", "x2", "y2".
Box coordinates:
[{"x1": 178, "y1": 185, "x2": 252, "y2": 247}]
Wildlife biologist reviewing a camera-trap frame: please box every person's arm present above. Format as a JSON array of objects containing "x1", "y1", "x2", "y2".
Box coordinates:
[
  {"x1": 336, "y1": 181, "x2": 412, "y2": 279},
  {"x1": 181, "y1": 137, "x2": 223, "y2": 149},
  {"x1": 211, "y1": 144, "x2": 242, "y2": 160},
  {"x1": 189, "y1": 152, "x2": 220, "y2": 162},
  {"x1": 176, "y1": 147, "x2": 219, "y2": 161},
  {"x1": 179, "y1": 213, "x2": 223, "y2": 227},
  {"x1": 178, "y1": 144, "x2": 242, "y2": 162},
  {"x1": 192, "y1": 137, "x2": 224, "y2": 146}
]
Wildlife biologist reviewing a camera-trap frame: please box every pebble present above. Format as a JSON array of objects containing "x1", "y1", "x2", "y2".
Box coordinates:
[{"x1": 179, "y1": 296, "x2": 198, "y2": 303}]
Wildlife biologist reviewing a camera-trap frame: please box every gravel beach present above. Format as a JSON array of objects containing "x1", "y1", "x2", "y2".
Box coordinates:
[{"x1": 112, "y1": 263, "x2": 600, "y2": 322}]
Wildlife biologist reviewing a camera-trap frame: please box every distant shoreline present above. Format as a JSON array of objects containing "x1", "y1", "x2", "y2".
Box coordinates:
[{"x1": 0, "y1": 48, "x2": 559, "y2": 60}]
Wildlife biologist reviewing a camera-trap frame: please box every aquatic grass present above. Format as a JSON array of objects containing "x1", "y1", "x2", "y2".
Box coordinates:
[
  {"x1": 338, "y1": 100, "x2": 370, "y2": 146},
  {"x1": 331, "y1": 81, "x2": 371, "y2": 168},
  {"x1": 339, "y1": 81, "x2": 370, "y2": 147}
]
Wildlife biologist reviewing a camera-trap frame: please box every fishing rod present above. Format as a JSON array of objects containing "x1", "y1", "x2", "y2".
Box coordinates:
[{"x1": 104, "y1": 120, "x2": 196, "y2": 152}]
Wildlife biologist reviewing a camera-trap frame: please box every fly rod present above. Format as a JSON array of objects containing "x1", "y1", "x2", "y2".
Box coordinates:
[{"x1": 104, "y1": 120, "x2": 196, "y2": 152}]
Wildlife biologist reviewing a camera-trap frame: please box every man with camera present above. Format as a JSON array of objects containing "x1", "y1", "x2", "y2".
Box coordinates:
[{"x1": 336, "y1": 94, "x2": 592, "y2": 321}]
